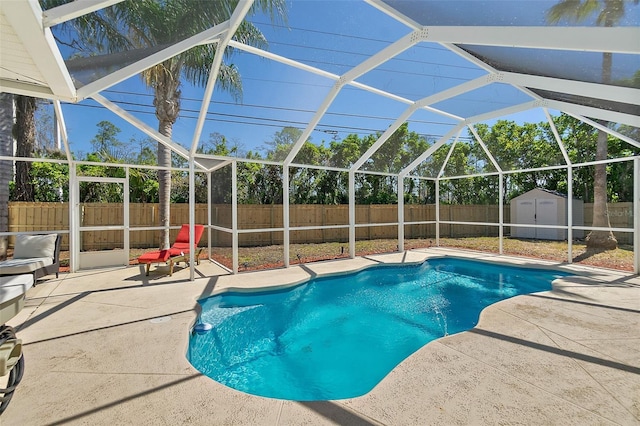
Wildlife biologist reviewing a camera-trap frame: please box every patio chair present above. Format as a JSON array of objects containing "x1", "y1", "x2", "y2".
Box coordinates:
[
  {"x1": 137, "y1": 225, "x2": 205, "y2": 276},
  {"x1": 0, "y1": 234, "x2": 62, "y2": 285}
]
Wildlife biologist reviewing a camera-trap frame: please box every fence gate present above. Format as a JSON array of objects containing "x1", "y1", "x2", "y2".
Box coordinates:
[{"x1": 72, "y1": 175, "x2": 129, "y2": 271}]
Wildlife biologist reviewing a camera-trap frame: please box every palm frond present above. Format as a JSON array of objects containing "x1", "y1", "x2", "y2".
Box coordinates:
[
  {"x1": 597, "y1": 0, "x2": 625, "y2": 25},
  {"x1": 546, "y1": 0, "x2": 599, "y2": 23},
  {"x1": 216, "y1": 64, "x2": 243, "y2": 102},
  {"x1": 252, "y1": 0, "x2": 288, "y2": 26},
  {"x1": 546, "y1": 0, "x2": 637, "y2": 25},
  {"x1": 233, "y1": 21, "x2": 268, "y2": 51}
]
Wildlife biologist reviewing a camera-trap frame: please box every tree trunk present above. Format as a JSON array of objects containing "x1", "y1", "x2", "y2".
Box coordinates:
[
  {"x1": 585, "y1": 50, "x2": 617, "y2": 250},
  {"x1": 14, "y1": 95, "x2": 36, "y2": 202},
  {"x1": 585, "y1": 124, "x2": 617, "y2": 249},
  {"x1": 0, "y1": 93, "x2": 14, "y2": 260},
  {"x1": 154, "y1": 73, "x2": 180, "y2": 250},
  {"x1": 157, "y1": 135, "x2": 172, "y2": 250}
]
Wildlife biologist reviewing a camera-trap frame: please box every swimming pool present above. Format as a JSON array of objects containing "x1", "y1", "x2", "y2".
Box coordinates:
[{"x1": 188, "y1": 257, "x2": 570, "y2": 401}]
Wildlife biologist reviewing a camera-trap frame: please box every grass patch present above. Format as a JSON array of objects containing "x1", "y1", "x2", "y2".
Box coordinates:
[{"x1": 207, "y1": 237, "x2": 634, "y2": 272}]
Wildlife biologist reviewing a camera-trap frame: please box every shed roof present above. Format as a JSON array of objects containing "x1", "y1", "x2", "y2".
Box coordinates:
[{"x1": 511, "y1": 187, "x2": 586, "y2": 201}]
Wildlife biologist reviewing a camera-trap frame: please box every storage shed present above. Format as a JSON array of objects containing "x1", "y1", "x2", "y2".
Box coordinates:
[{"x1": 510, "y1": 188, "x2": 584, "y2": 241}]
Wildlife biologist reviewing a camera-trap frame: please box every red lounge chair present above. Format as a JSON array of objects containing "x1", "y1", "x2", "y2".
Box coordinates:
[{"x1": 138, "y1": 225, "x2": 205, "y2": 276}]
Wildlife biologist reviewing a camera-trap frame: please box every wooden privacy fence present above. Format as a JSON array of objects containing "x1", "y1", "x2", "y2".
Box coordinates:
[{"x1": 7, "y1": 202, "x2": 634, "y2": 250}]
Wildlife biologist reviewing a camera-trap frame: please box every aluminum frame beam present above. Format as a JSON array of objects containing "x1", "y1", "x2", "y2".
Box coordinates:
[
  {"x1": 423, "y1": 26, "x2": 639, "y2": 54},
  {"x1": 546, "y1": 100, "x2": 640, "y2": 128},
  {"x1": 229, "y1": 39, "x2": 454, "y2": 117},
  {"x1": 190, "y1": 1, "x2": 254, "y2": 157},
  {"x1": 350, "y1": 75, "x2": 490, "y2": 172},
  {"x1": 365, "y1": 0, "x2": 421, "y2": 29},
  {"x1": 400, "y1": 124, "x2": 466, "y2": 178},
  {"x1": 0, "y1": 81, "x2": 60, "y2": 102},
  {"x1": 543, "y1": 108, "x2": 571, "y2": 166},
  {"x1": 228, "y1": 40, "x2": 339, "y2": 81},
  {"x1": 76, "y1": 21, "x2": 230, "y2": 100},
  {"x1": 92, "y1": 93, "x2": 193, "y2": 161},
  {"x1": 437, "y1": 131, "x2": 461, "y2": 179},
  {"x1": 565, "y1": 113, "x2": 640, "y2": 149},
  {"x1": 52, "y1": 100, "x2": 74, "y2": 163},
  {"x1": 464, "y1": 100, "x2": 542, "y2": 125},
  {"x1": 283, "y1": 29, "x2": 427, "y2": 166},
  {"x1": 43, "y1": 0, "x2": 126, "y2": 27},
  {"x1": 500, "y1": 72, "x2": 640, "y2": 107},
  {"x1": 467, "y1": 125, "x2": 502, "y2": 173}
]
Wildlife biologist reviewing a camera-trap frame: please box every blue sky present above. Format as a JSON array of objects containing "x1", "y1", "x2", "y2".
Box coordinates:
[{"x1": 54, "y1": 0, "x2": 560, "y2": 161}]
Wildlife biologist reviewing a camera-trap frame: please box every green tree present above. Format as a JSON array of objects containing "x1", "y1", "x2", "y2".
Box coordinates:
[
  {"x1": 609, "y1": 124, "x2": 640, "y2": 202},
  {"x1": 8, "y1": 97, "x2": 55, "y2": 206},
  {"x1": 30, "y1": 152, "x2": 70, "y2": 202},
  {"x1": 469, "y1": 114, "x2": 636, "y2": 206},
  {"x1": 53, "y1": 0, "x2": 286, "y2": 248},
  {"x1": 129, "y1": 137, "x2": 160, "y2": 204},
  {"x1": 77, "y1": 153, "x2": 126, "y2": 202},
  {"x1": 203, "y1": 133, "x2": 234, "y2": 204},
  {"x1": 266, "y1": 126, "x2": 303, "y2": 162},
  {"x1": 473, "y1": 120, "x2": 566, "y2": 202},
  {"x1": 257, "y1": 164, "x2": 284, "y2": 204},
  {"x1": 333, "y1": 124, "x2": 432, "y2": 204},
  {"x1": 368, "y1": 123, "x2": 429, "y2": 174},
  {"x1": 437, "y1": 141, "x2": 472, "y2": 204},
  {"x1": 90, "y1": 120, "x2": 127, "y2": 161},
  {"x1": 290, "y1": 141, "x2": 332, "y2": 204},
  {"x1": 547, "y1": 0, "x2": 639, "y2": 249},
  {"x1": 72, "y1": 126, "x2": 160, "y2": 203},
  {"x1": 329, "y1": 133, "x2": 363, "y2": 169},
  {"x1": 35, "y1": 101, "x2": 56, "y2": 151},
  {"x1": 316, "y1": 170, "x2": 349, "y2": 204}
]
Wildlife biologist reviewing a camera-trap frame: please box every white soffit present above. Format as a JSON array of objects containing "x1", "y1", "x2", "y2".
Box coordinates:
[{"x1": 0, "y1": 0, "x2": 75, "y2": 101}]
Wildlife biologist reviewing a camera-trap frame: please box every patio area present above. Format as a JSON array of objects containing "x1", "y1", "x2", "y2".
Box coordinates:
[{"x1": 3, "y1": 248, "x2": 639, "y2": 425}]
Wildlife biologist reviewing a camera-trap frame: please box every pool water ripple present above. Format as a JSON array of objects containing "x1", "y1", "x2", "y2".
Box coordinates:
[{"x1": 188, "y1": 258, "x2": 569, "y2": 401}]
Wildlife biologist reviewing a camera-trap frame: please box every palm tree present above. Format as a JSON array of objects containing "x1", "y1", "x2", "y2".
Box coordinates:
[
  {"x1": 0, "y1": 93, "x2": 13, "y2": 260},
  {"x1": 547, "y1": 0, "x2": 638, "y2": 249},
  {"x1": 53, "y1": 0, "x2": 286, "y2": 249}
]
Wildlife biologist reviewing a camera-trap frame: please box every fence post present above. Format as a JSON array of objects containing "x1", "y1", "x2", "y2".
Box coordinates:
[
  {"x1": 634, "y1": 157, "x2": 639, "y2": 274},
  {"x1": 349, "y1": 171, "x2": 355, "y2": 258},
  {"x1": 398, "y1": 176, "x2": 404, "y2": 252},
  {"x1": 232, "y1": 161, "x2": 238, "y2": 274},
  {"x1": 435, "y1": 180, "x2": 440, "y2": 245},
  {"x1": 567, "y1": 166, "x2": 573, "y2": 263},
  {"x1": 499, "y1": 172, "x2": 503, "y2": 254},
  {"x1": 283, "y1": 166, "x2": 290, "y2": 268}
]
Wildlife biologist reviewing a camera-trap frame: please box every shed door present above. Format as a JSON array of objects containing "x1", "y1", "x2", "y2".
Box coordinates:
[
  {"x1": 536, "y1": 199, "x2": 558, "y2": 240},
  {"x1": 516, "y1": 200, "x2": 536, "y2": 239}
]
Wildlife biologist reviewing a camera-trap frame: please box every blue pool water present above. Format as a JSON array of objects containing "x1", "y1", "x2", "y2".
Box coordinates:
[{"x1": 188, "y1": 258, "x2": 569, "y2": 401}]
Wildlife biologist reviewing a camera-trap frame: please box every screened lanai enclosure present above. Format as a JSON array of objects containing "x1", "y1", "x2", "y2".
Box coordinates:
[{"x1": 1, "y1": 0, "x2": 639, "y2": 278}]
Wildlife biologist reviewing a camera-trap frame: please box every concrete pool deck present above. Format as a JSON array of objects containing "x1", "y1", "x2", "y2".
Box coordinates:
[{"x1": 3, "y1": 248, "x2": 639, "y2": 425}]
